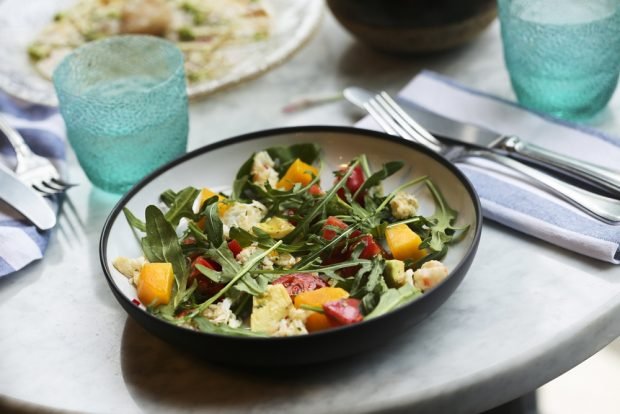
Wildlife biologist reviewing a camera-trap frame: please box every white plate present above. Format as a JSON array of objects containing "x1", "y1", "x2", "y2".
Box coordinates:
[{"x1": 0, "y1": 0, "x2": 323, "y2": 106}]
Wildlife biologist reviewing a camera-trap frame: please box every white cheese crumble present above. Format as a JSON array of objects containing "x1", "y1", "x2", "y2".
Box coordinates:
[
  {"x1": 236, "y1": 244, "x2": 297, "y2": 270},
  {"x1": 221, "y1": 200, "x2": 267, "y2": 238},
  {"x1": 112, "y1": 256, "x2": 147, "y2": 286},
  {"x1": 251, "y1": 151, "x2": 279, "y2": 189},
  {"x1": 413, "y1": 260, "x2": 449, "y2": 291},
  {"x1": 201, "y1": 298, "x2": 242, "y2": 328},
  {"x1": 273, "y1": 307, "x2": 308, "y2": 337},
  {"x1": 390, "y1": 192, "x2": 419, "y2": 220}
]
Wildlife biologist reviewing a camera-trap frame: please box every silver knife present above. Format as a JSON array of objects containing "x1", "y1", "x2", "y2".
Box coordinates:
[
  {"x1": 344, "y1": 87, "x2": 620, "y2": 197},
  {"x1": 0, "y1": 162, "x2": 56, "y2": 230}
]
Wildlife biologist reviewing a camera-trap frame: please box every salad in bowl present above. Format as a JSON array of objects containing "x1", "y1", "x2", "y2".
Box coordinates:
[{"x1": 112, "y1": 141, "x2": 469, "y2": 338}]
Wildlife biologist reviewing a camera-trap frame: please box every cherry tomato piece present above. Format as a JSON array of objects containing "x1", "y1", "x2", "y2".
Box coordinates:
[
  {"x1": 308, "y1": 184, "x2": 324, "y2": 196},
  {"x1": 336, "y1": 165, "x2": 366, "y2": 203},
  {"x1": 227, "y1": 239, "x2": 243, "y2": 257},
  {"x1": 321, "y1": 216, "x2": 348, "y2": 241},
  {"x1": 323, "y1": 298, "x2": 363, "y2": 325},
  {"x1": 272, "y1": 273, "x2": 327, "y2": 297},
  {"x1": 358, "y1": 235, "x2": 382, "y2": 259}
]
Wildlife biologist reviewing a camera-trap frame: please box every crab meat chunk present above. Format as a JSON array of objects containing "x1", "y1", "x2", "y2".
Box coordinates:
[{"x1": 413, "y1": 260, "x2": 449, "y2": 291}]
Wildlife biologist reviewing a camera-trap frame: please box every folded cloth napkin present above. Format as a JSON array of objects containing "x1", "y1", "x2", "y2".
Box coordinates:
[
  {"x1": 357, "y1": 70, "x2": 620, "y2": 264},
  {"x1": 0, "y1": 92, "x2": 66, "y2": 277}
]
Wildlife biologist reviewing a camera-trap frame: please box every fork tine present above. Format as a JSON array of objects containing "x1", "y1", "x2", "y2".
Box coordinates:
[
  {"x1": 33, "y1": 183, "x2": 62, "y2": 195},
  {"x1": 376, "y1": 92, "x2": 444, "y2": 152},
  {"x1": 42, "y1": 180, "x2": 70, "y2": 193},
  {"x1": 366, "y1": 96, "x2": 430, "y2": 148},
  {"x1": 365, "y1": 100, "x2": 399, "y2": 136},
  {"x1": 51, "y1": 178, "x2": 78, "y2": 188}
]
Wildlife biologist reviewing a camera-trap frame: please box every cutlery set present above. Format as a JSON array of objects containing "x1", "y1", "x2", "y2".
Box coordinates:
[
  {"x1": 344, "y1": 87, "x2": 620, "y2": 225},
  {"x1": 0, "y1": 115, "x2": 73, "y2": 230}
]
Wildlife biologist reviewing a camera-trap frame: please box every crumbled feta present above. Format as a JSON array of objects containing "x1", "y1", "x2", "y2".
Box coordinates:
[
  {"x1": 202, "y1": 298, "x2": 242, "y2": 328},
  {"x1": 236, "y1": 244, "x2": 297, "y2": 270},
  {"x1": 273, "y1": 307, "x2": 308, "y2": 337},
  {"x1": 251, "y1": 151, "x2": 279, "y2": 189},
  {"x1": 404, "y1": 268, "x2": 414, "y2": 286},
  {"x1": 221, "y1": 200, "x2": 267, "y2": 237},
  {"x1": 270, "y1": 251, "x2": 298, "y2": 269},
  {"x1": 390, "y1": 192, "x2": 419, "y2": 219},
  {"x1": 112, "y1": 256, "x2": 147, "y2": 285},
  {"x1": 236, "y1": 243, "x2": 265, "y2": 265},
  {"x1": 413, "y1": 260, "x2": 449, "y2": 291}
]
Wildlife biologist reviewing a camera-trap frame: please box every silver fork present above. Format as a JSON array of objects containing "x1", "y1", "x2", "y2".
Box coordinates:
[
  {"x1": 360, "y1": 91, "x2": 620, "y2": 225},
  {"x1": 0, "y1": 114, "x2": 75, "y2": 195}
]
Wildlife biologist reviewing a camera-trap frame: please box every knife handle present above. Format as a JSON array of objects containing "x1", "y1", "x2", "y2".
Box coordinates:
[
  {"x1": 497, "y1": 135, "x2": 620, "y2": 198},
  {"x1": 461, "y1": 150, "x2": 620, "y2": 225}
]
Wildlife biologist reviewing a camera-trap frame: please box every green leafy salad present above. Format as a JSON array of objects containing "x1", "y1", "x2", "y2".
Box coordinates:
[{"x1": 113, "y1": 143, "x2": 469, "y2": 337}]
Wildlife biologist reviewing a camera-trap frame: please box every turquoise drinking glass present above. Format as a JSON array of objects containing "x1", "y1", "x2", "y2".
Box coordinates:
[
  {"x1": 53, "y1": 35, "x2": 188, "y2": 193},
  {"x1": 498, "y1": 0, "x2": 620, "y2": 121}
]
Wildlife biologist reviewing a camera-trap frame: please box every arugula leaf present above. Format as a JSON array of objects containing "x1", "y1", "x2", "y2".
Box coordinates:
[
  {"x1": 365, "y1": 284, "x2": 422, "y2": 319},
  {"x1": 200, "y1": 197, "x2": 224, "y2": 248},
  {"x1": 141, "y1": 205, "x2": 188, "y2": 308},
  {"x1": 235, "y1": 273, "x2": 271, "y2": 296},
  {"x1": 160, "y1": 189, "x2": 177, "y2": 207},
  {"x1": 195, "y1": 263, "x2": 223, "y2": 283},
  {"x1": 122, "y1": 207, "x2": 146, "y2": 232},
  {"x1": 193, "y1": 317, "x2": 267, "y2": 337},
  {"x1": 204, "y1": 242, "x2": 241, "y2": 283},
  {"x1": 423, "y1": 180, "x2": 470, "y2": 252},
  {"x1": 353, "y1": 161, "x2": 403, "y2": 200},
  {"x1": 164, "y1": 187, "x2": 200, "y2": 227}
]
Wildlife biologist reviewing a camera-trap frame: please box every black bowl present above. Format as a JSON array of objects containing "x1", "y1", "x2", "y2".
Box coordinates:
[
  {"x1": 99, "y1": 126, "x2": 482, "y2": 366},
  {"x1": 327, "y1": 0, "x2": 497, "y2": 54}
]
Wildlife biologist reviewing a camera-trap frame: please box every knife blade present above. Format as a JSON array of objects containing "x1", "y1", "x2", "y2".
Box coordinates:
[
  {"x1": 0, "y1": 162, "x2": 56, "y2": 230},
  {"x1": 344, "y1": 86, "x2": 620, "y2": 197}
]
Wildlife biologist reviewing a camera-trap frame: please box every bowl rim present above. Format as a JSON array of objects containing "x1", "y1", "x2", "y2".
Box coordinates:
[{"x1": 99, "y1": 125, "x2": 483, "y2": 343}]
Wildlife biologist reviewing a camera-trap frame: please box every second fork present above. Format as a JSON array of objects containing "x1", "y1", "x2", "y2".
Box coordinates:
[{"x1": 0, "y1": 114, "x2": 75, "y2": 195}]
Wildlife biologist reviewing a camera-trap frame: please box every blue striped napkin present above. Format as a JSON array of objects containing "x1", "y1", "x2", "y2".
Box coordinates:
[
  {"x1": 358, "y1": 71, "x2": 620, "y2": 264},
  {"x1": 0, "y1": 92, "x2": 66, "y2": 277}
]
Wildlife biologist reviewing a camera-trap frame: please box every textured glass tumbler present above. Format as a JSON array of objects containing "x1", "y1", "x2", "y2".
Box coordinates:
[
  {"x1": 498, "y1": 0, "x2": 620, "y2": 120},
  {"x1": 53, "y1": 35, "x2": 188, "y2": 193}
]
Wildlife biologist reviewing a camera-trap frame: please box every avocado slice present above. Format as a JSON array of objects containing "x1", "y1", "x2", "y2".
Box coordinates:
[{"x1": 384, "y1": 259, "x2": 407, "y2": 288}]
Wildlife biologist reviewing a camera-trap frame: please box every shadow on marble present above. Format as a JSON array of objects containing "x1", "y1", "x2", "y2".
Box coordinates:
[
  {"x1": 335, "y1": 29, "x2": 489, "y2": 94},
  {"x1": 119, "y1": 317, "x2": 417, "y2": 412}
]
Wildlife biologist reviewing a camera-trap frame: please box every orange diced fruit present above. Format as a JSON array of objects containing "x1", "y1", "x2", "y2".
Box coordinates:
[
  {"x1": 276, "y1": 159, "x2": 319, "y2": 191},
  {"x1": 137, "y1": 263, "x2": 175, "y2": 306},
  {"x1": 305, "y1": 313, "x2": 333, "y2": 332},
  {"x1": 385, "y1": 223, "x2": 426, "y2": 261},
  {"x1": 294, "y1": 287, "x2": 349, "y2": 332},
  {"x1": 198, "y1": 188, "x2": 230, "y2": 216}
]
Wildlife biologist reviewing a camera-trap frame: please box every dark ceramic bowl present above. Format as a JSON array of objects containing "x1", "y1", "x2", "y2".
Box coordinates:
[
  {"x1": 99, "y1": 126, "x2": 482, "y2": 366},
  {"x1": 327, "y1": 0, "x2": 497, "y2": 53}
]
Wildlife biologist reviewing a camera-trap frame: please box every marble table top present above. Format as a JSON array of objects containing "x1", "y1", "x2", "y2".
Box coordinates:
[{"x1": 2, "y1": 8, "x2": 620, "y2": 414}]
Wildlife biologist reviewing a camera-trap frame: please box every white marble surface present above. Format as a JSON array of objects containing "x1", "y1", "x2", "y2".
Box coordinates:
[{"x1": 2, "y1": 8, "x2": 620, "y2": 414}]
